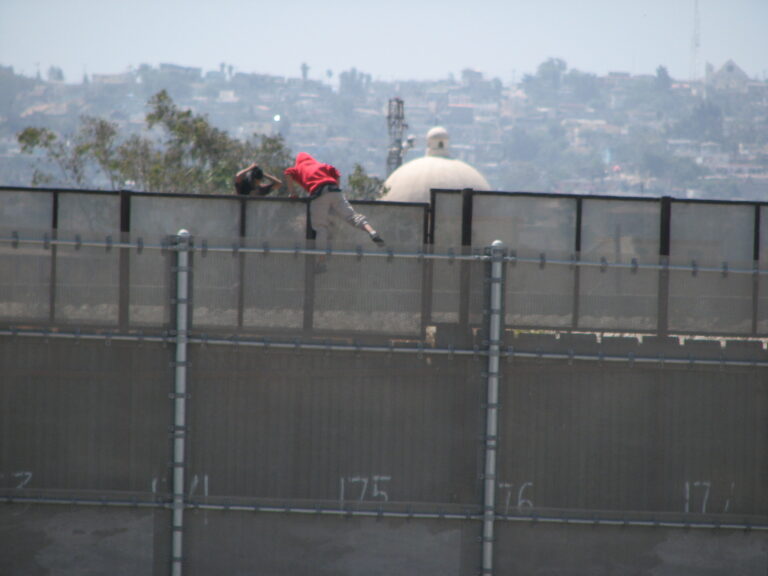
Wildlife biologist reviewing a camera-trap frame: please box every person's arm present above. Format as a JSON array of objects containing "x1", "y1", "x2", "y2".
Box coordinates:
[
  {"x1": 235, "y1": 162, "x2": 258, "y2": 181},
  {"x1": 252, "y1": 171, "x2": 284, "y2": 196},
  {"x1": 263, "y1": 171, "x2": 283, "y2": 189},
  {"x1": 286, "y1": 176, "x2": 303, "y2": 198}
]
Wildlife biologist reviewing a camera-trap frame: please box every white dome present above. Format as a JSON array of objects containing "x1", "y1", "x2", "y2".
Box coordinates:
[{"x1": 382, "y1": 126, "x2": 490, "y2": 203}]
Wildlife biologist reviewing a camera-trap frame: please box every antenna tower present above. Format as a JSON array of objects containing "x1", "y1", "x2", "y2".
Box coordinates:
[
  {"x1": 386, "y1": 98, "x2": 408, "y2": 177},
  {"x1": 689, "y1": 0, "x2": 700, "y2": 81}
]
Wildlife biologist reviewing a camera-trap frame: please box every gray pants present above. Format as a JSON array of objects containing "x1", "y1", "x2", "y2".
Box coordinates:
[{"x1": 310, "y1": 189, "x2": 368, "y2": 247}]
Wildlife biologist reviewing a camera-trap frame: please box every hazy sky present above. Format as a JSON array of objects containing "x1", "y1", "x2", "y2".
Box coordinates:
[{"x1": 1, "y1": 0, "x2": 767, "y2": 84}]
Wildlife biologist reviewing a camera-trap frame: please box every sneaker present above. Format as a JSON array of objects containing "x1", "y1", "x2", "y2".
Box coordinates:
[{"x1": 370, "y1": 233, "x2": 385, "y2": 246}]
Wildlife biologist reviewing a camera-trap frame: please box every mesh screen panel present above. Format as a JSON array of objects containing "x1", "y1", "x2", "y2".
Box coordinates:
[
  {"x1": 579, "y1": 199, "x2": 660, "y2": 330},
  {"x1": 56, "y1": 192, "x2": 121, "y2": 235},
  {"x1": 758, "y1": 205, "x2": 768, "y2": 334},
  {"x1": 430, "y1": 259, "x2": 462, "y2": 324},
  {"x1": 430, "y1": 192, "x2": 463, "y2": 324},
  {"x1": 471, "y1": 194, "x2": 577, "y2": 254},
  {"x1": 322, "y1": 201, "x2": 426, "y2": 251},
  {"x1": 0, "y1": 339, "x2": 171, "y2": 494},
  {"x1": 498, "y1": 350, "x2": 768, "y2": 515},
  {"x1": 128, "y1": 235, "x2": 172, "y2": 329},
  {"x1": 183, "y1": 513, "x2": 478, "y2": 576},
  {"x1": 245, "y1": 199, "x2": 307, "y2": 245},
  {"x1": 312, "y1": 255, "x2": 424, "y2": 334},
  {"x1": 495, "y1": 523, "x2": 767, "y2": 575},
  {"x1": 579, "y1": 265, "x2": 659, "y2": 331},
  {"x1": 0, "y1": 506, "x2": 164, "y2": 575},
  {"x1": 0, "y1": 230, "x2": 51, "y2": 322},
  {"x1": 472, "y1": 195, "x2": 578, "y2": 328},
  {"x1": 668, "y1": 262, "x2": 755, "y2": 334},
  {"x1": 670, "y1": 202, "x2": 754, "y2": 266},
  {"x1": 187, "y1": 348, "x2": 483, "y2": 506},
  {"x1": 130, "y1": 195, "x2": 241, "y2": 238},
  {"x1": 668, "y1": 202, "x2": 756, "y2": 334},
  {"x1": 431, "y1": 191, "x2": 463, "y2": 248},
  {"x1": 242, "y1": 248, "x2": 307, "y2": 330},
  {"x1": 505, "y1": 252, "x2": 576, "y2": 329},
  {"x1": 52, "y1": 230, "x2": 120, "y2": 325},
  {"x1": 188, "y1": 239, "x2": 241, "y2": 329},
  {"x1": 0, "y1": 189, "x2": 53, "y2": 229}
]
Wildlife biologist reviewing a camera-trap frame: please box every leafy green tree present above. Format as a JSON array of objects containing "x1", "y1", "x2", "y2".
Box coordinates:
[
  {"x1": 17, "y1": 90, "x2": 293, "y2": 194},
  {"x1": 346, "y1": 163, "x2": 387, "y2": 200},
  {"x1": 18, "y1": 125, "x2": 89, "y2": 186}
]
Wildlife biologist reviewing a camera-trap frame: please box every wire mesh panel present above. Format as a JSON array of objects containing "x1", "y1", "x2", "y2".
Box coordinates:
[
  {"x1": 129, "y1": 196, "x2": 240, "y2": 330},
  {"x1": 0, "y1": 339, "x2": 171, "y2": 495},
  {"x1": 186, "y1": 240, "x2": 242, "y2": 330},
  {"x1": 56, "y1": 191, "x2": 121, "y2": 234},
  {"x1": 183, "y1": 513, "x2": 480, "y2": 576},
  {"x1": 0, "y1": 189, "x2": 53, "y2": 230},
  {"x1": 497, "y1": 337, "x2": 768, "y2": 516},
  {"x1": 431, "y1": 191, "x2": 464, "y2": 249},
  {"x1": 129, "y1": 194, "x2": 241, "y2": 238},
  {"x1": 431, "y1": 191, "x2": 464, "y2": 324},
  {"x1": 759, "y1": 205, "x2": 768, "y2": 335},
  {"x1": 186, "y1": 348, "x2": 483, "y2": 509},
  {"x1": 244, "y1": 198, "x2": 307, "y2": 245},
  {"x1": 0, "y1": 506, "x2": 166, "y2": 576},
  {"x1": 241, "y1": 245, "x2": 306, "y2": 331},
  {"x1": 495, "y1": 523, "x2": 768, "y2": 576},
  {"x1": 668, "y1": 202, "x2": 755, "y2": 334},
  {"x1": 312, "y1": 255, "x2": 424, "y2": 335},
  {"x1": 0, "y1": 228, "x2": 52, "y2": 323},
  {"x1": 470, "y1": 193, "x2": 577, "y2": 250},
  {"x1": 127, "y1": 236, "x2": 172, "y2": 329},
  {"x1": 579, "y1": 198, "x2": 660, "y2": 331},
  {"x1": 321, "y1": 201, "x2": 427, "y2": 251},
  {"x1": 52, "y1": 231, "x2": 121, "y2": 325},
  {"x1": 471, "y1": 195, "x2": 578, "y2": 329}
]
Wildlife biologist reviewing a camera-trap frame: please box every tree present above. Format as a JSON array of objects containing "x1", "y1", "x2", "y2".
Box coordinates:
[
  {"x1": 17, "y1": 90, "x2": 293, "y2": 194},
  {"x1": 47, "y1": 66, "x2": 65, "y2": 83},
  {"x1": 655, "y1": 66, "x2": 672, "y2": 92},
  {"x1": 346, "y1": 163, "x2": 387, "y2": 200},
  {"x1": 17, "y1": 125, "x2": 88, "y2": 186},
  {"x1": 522, "y1": 58, "x2": 568, "y2": 105}
]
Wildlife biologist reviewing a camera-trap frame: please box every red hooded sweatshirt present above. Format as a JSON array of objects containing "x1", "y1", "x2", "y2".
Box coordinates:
[{"x1": 284, "y1": 152, "x2": 340, "y2": 196}]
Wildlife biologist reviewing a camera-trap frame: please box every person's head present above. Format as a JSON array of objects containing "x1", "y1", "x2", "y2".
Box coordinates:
[{"x1": 250, "y1": 164, "x2": 264, "y2": 180}]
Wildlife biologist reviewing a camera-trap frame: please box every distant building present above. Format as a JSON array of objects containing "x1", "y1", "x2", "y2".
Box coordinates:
[
  {"x1": 706, "y1": 60, "x2": 751, "y2": 92},
  {"x1": 381, "y1": 126, "x2": 490, "y2": 203},
  {"x1": 91, "y1": 73, "x2": 134, "y2": 85}
]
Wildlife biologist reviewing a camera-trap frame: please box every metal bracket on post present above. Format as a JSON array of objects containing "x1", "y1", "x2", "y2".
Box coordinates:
[
  {"x1": 171, "y1": 229, "x2": 191, "y2": 576},
  {"x1": 482, "y1": 240, "x2": 505, "y2": 576}
]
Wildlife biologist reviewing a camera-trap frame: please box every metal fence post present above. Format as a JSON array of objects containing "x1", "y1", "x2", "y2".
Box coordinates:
[
  {"x1": 171, "y1": 229, "x2": 191, "y2": 576},
  {"x1": 482, "y1": 240, "x2": 505, "y2": 576}
]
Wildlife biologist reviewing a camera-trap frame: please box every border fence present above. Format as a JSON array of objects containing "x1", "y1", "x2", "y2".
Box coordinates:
[{"x1": 1, "y1": 186, "x2": 767, "y2": 575}]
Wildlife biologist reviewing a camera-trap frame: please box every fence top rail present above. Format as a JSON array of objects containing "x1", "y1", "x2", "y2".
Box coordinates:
[
  {"x1": 2, "y1": 327, "x2": 766, "y2": 367},
  {"x1": 431, "y1": 187, "x2": 768, "y2": 207},
  {"x1": 0, "y1": 232, "x2": 487, "y2": 261},
  {"x1": 0, "y1": 185, "x2": 429, "y2": 207},
  {"x1": 2, "y1": 231, "x2": 766, "y2": 275}
]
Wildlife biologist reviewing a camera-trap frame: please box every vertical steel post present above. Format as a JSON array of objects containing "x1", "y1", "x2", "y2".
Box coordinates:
[
  {"x1": 482, "y1": 240, "x2": 505, "y2": 576},
  {"x1": 171, "y1": 229, "x2": 191, "y2": 576}
]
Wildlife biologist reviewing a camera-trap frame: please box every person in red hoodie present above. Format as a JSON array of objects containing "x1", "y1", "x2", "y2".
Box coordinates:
[{"x1": 284, "y1": 153, "x2": 385, "y2": 254}]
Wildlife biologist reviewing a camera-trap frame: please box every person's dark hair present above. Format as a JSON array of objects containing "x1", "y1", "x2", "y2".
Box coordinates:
[{"x1": 250, "y1": 165, "x2": 264, "y2": 180}]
